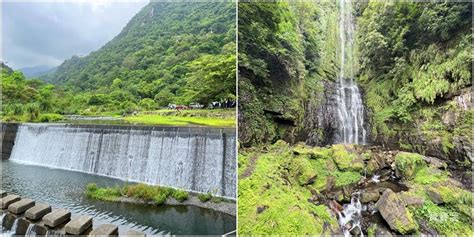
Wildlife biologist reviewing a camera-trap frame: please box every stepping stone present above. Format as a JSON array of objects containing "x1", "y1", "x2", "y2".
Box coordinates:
[
  {"x1": 89, "y1": 224, "x2": 118, "y2": 236},
  {"x1": 127, "y1": 229, "x2": 146, "y2": 236},
  {"x1": 65, "y1": 215, "x2": 92, "y2": 235},
  {"x1": 43, "y1": 208, "x2": 71, "y2": 228},
  {"x1": 8, "y1": 198, "x2": 35, "y2": 214},
  {"x1": 25, "y1": 203, "x2": 51, "y2": 220},
  {"x1": 1, "y1": 194, "x2": 20, "y2": 209},
  {"x1": 0, "y1": 190, "x2": 6, "y2": 198}
]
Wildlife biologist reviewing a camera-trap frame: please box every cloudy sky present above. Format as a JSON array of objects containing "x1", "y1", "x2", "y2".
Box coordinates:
[{"x1": 1, "y1": 0, "x2": 148, "y2": 69}]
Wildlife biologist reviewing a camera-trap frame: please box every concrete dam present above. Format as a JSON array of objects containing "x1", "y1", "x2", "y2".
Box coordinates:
[{"x1": 4, "y1": 123, "x2": 236, "y2": 199}]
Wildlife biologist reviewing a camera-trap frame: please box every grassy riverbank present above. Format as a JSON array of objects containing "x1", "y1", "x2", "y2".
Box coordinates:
[
  {"x1": 85, "y1": 183, "x2": 230, "y2": 205},
  {"x1": 124, "y1": 109, "x2": 235, "y2": 127}
]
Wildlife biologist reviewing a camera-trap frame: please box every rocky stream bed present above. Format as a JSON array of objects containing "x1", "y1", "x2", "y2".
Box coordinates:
[{"x1": 238, "y1": 141, "x2": 472, "y2": 235}]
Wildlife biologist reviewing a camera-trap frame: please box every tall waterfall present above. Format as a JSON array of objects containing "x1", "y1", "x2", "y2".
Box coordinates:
[
  {"x1": 334, "y1": 0, "x2": 367, "y2": 144},
  {"x1": 9, "y1": 123, "x2": 236, "y2": 198}
]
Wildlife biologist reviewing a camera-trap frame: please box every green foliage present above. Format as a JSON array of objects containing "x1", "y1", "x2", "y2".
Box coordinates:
[
  {"x1": 153, "y1": 193, "x2": 168, "y2": 205},
  {"x1": 172, "y1": 190, "x2": 189, "y2": 202},
  {"x1": 412, "y1": 201, "x2": 472, "y2": 236},
  {"x1": 36, "y1": 113, "x2": 64, "y2": 122},
  {"x1": 124, "y1": 113, "x2": 235, "y2": 127},
  {"x1": 198, "y1": 193, "x2": 212, "y2": 202},
  {"x1": 357, "y1": 1, "x2": 472, "y2": 144},
  {"x1": 394, "y1": 152, "x2": 425, "y2": 180},
  {"x1": 238, "y1": 143, "x2": 340, "y2": 235},
  {"x1": 85, "y1": 183, "x2": 120, "y2": 201},
  {"x1": 39, "y1": 2, "x2": 236, "y2": 112},
  {"x1": 238, "y1": 1, "x2": 339, "y2": 146},
  {"x1": 85, "y1": 183, "x2": 193, "y2": 206}
]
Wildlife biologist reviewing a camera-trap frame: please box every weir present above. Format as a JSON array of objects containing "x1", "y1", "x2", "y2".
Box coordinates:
[{"x1": 7, "y1": 123, "x2": 236, "y2": 199}]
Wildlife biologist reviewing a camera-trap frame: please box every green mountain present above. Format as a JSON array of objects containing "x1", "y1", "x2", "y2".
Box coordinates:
[{"x1": 43, "y1": 2, "x2": 236, "y2": 109}]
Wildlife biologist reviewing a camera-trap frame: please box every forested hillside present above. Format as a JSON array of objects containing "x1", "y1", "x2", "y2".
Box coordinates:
[
  {"x1": 2, "y1": 2, "x2": 235, "y2": 120},
  {"x1": 356, "y1": 1, "x2": 472, "y2": 164},
  {"x1": 238, "y1": 1, "x2": 340, "y2": 146}
]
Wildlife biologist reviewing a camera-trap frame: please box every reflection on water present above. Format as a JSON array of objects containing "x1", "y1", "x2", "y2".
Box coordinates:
[{"x1": 1, "y1": 161, "x2": 235, "y2": 235}]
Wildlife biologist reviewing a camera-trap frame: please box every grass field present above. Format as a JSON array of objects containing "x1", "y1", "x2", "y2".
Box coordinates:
[{"x1": 124, "y1": 109, "x2": 236, "y2": 127}]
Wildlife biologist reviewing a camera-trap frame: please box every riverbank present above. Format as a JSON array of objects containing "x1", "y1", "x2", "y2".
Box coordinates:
[
  {"x1": 1, "y1": 109, "x2": 236, "y2": 127},
  {"x1": 86, "y1": 183, "x2": 236, "y2": 216},
  {"x1": 238, "y1": 141, "x2": 472, "y2": 235}
]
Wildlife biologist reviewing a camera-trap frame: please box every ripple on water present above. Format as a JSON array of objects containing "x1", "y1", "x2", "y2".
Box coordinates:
[{"x1": 1, "y1": 160, "x2": 235, "y2": 235}]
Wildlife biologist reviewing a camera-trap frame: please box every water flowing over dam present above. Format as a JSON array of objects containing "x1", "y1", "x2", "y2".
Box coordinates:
[
  {"x1": 334, "y1": 0, "x2": 367, "y2": 144},
  {"x1": 8, "y1": 123, "x2": 236, "y2": 199}
]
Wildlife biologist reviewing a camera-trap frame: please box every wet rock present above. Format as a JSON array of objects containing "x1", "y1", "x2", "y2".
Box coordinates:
[
  {"x1": 423, "y1": 156, "x2": 447, "y2": 170},
  {"x1": 400, "y1": 193, "x2": 424, "y2": 207},
  {"x1": 256, "y1": 205, "x2": 268, "y2": 214},
  {"x1": 329, "y1": 200, "x2": 343, "y2": 213},
  {"x1": 350, "y1": 225, "x2": 362, "y2": 236},
  {"x1": 360, "y1": 191, "x2": 380, "y2": 203},
  {"x1": 375, "y1": 189, "x2": 417, "y2": 234}
]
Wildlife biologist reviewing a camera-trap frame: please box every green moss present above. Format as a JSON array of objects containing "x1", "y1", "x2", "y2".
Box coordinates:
[
  {"x1": 394, "y1": 152, "x2": 426, "y2": 180},
  {"x1": 412, "y1": 167, "x2": 448, "y2": 185},
  {"x1": 291, "y1": 156, "x2": 318, "y2": 186},
  {"x1": 412, "y1": 201, "x2": 473, "y2": 236},
  {"x1": 367, "y1": 224, "x2": 377, "y2": 237},
  {"x1": 334, "y1": 171, "x2": 362, "y2": 188},
  {"x1": 238, "y1": 143, "x2": 339, "y2": 234},
  {"x1": 331, "y1": 144, "x2": 364, "y2": 172}
]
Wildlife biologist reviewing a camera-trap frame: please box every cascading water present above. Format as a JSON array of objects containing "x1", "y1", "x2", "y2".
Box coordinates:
[
  {"x1": 25, "y1": 224, "x2": 36, "y2": 237},
  {"x1": 9, "y1": 123, "x2": 236, "y2": 198},
  {"x1": 337, "y1": 193, "x2": 364, "y2": 237},
  {"x1": 335, "y1": 0, "x2": 367, "y2": 144}
]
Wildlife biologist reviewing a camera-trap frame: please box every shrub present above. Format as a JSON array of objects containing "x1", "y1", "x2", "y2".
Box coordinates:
[
  {"x1": 37, "y1": 113, "x2": 64, "y2": 122},
  {"x1": 198, "y1": 193, "x2": 212, "y2": 202},
  {"x1": 172, "y1": 190, "x2": 189, "y2": 202},
  {"x1": 86, "y1": 183, "x2": 98, "y2": 192},
  {"x1": 154, "y1": 193, "x2": 168, "y2": 205}
]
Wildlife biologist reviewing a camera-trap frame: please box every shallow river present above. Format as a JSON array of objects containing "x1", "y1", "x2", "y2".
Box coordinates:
[{"x1": 1, "y1": 160, "x2": 236, "y2": 235}]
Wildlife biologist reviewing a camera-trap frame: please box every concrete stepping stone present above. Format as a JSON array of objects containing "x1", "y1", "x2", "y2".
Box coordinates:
[
  {"x1": 127, "y1": 229, "x2": 146, "y2": 236},
  {"x1": 89, "y1": 224, "x2": 119, "y2": 236},
  {"x1": 65, "y1": 215, "x2": 93, "y2": 235},
  {"x1": 0, "y1": 190, "x2": 6, "y2": 198},
  {"x1": 43, "y1": 208, "x2": 71, "y2": 228},
  {"x1": 25, "y1": 203, "x2": 51, "y2": 220},
  {"x1": 1, "y1": 194, "x2": 20, "y2": 209},
  {"x1": 8, "y1": 198, "x2": 35, "y2": 214}
]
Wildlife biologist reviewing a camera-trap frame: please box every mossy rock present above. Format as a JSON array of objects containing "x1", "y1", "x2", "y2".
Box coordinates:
[
  {"x1": 331, "y1": 144, "x2": 365, "y2": 172},
  {"x1": 394, "y1": 152, "x2": 426, "y2": 180},
  {"x1": 289, "y1": 156, "x2": 318, "y2": 186},
  {"x1": 292, "y1": 143, "x2": 330, "y2": 160},
  {"x1": 426, "y1": 183, "x2": 471, "y2": 205}
]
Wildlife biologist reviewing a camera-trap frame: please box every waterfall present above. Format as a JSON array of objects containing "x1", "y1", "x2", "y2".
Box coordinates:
[
  {"x1": 10, "y1": 218, "x2": 19, "y2": 235},
  {"x1": 335, "y1": 0, "x2": 367, "y2": 144},
  {"x1": 9, "y1": 123, "x2": 236, "y2": 199},
  {"x1": 25, "y1": 224, "x2": 36, "y2": 237}
]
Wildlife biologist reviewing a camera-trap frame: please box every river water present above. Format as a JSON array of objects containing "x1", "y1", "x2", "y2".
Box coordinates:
[{"x1": 1, "y1": 160, "x2": 236, "y2": 235}]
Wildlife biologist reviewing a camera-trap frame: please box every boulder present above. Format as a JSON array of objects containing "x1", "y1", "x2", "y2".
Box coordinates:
[
  {"x1": 394, "y1": 152, "x2": 425, "y2": 180},
  {"x1": 331, "y1": 144, "x2": 365, "y2": 172},
  {"x1": 360, "y1": 190, "x2": 380, "y2": 203},
  {"x1": 400, "y1": 193, "x2": 424, "y2": 207},
  {"x1": 375, "y1": 189, "x2": 417, "y2": 234}
]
